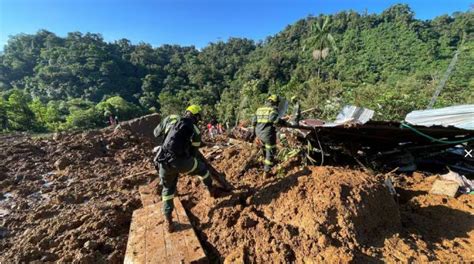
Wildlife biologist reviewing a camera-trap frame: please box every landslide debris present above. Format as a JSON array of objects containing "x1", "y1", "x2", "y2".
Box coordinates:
[
  {"x1": 184, "y1": 142, "x2": 474, "y2": 263},
  {"x1": 0, "y1": 129, "x2": 153, "y2": 263},
  {"x1": 1, "y1": 129, "x2": 472, "y2": 263}
]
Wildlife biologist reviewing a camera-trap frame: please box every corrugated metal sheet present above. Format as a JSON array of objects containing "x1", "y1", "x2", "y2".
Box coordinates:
[
  {"x1": 405, "y1": 105, "x2": 474, "y2": 130},
  {"x1": 323, "y1": 105, "x2": 374, "y2": 127}
]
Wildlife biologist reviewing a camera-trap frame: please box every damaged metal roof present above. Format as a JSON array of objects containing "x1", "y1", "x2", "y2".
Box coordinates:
[{"x1": 405, "y1": 104, "x2": 474, "y2": 130}]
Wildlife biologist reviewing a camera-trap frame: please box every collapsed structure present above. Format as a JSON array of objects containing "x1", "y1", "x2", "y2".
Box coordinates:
[{"x1": 235, "y1": 104, "x2": 474, "y2": 176}]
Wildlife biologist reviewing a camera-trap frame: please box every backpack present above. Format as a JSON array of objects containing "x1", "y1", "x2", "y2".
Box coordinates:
[{"x1": 153, "y1": 114, "x2": 180, "y2": 145}]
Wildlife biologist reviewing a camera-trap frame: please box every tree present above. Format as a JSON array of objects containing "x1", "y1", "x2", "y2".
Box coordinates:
[
  {"x1": 0, "y1": 98, "x2": 8, "y2": 131},
  {"x1": 96, "y1": 96, "x2": 142, "y2": 121},
  {"x1": 5, "y1": 90, "x2": 37, "y2": 131},
  {"x1": 65, "y1": 107, "x2": 102, "y2": 129},
  {"x1": 158, "y1": 91, "x2": 185, "y2": 117},
  {"x1": 302, "y1": 16, "x2": 338, "y2": 78},
  {"x1": 0, "y1": 5, "x2": 472, "y2": 132}
]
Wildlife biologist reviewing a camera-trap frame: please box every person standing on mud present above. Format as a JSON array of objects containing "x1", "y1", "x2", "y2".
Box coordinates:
[
  {"x1": 251, "y1": 95, "x2": 286, "y2": 178},
  {"x1": 155, "y1": 105, "x2": 217, "y2": 232}
]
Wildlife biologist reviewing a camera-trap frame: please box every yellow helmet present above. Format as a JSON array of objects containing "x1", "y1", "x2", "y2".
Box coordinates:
[
  {"x1": 267, "y1": 94, "x2": 278, "y2": 103},
  {"x1": 186, "y1": 104, "x2": 202, "y2": 115}
]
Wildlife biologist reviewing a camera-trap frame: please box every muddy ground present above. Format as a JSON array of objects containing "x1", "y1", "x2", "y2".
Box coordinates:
[{"x1": 0, "y1": 127, "x2": 473, "y2": 263}]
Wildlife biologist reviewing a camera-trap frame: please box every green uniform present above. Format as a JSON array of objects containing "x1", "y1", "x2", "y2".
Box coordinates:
[
  {"x1": 153, "y1": 114, "x2": 180, "y2": 144},
  {"x1": 159, "y1": 156, "x2": 211, "y2": 216},
  {"x1": 155, "y1": 116, "x2": 212, "y2": 217},
  {"x1": 251, "y1": 103, "x2": 280, "y2": 172}
]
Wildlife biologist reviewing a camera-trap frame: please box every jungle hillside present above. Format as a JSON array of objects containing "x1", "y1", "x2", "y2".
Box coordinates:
[{"x1": 0, "y1": 4, "x2": 473, "y2": 132}]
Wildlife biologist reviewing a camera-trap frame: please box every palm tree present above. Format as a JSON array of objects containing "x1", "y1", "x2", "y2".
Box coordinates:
[{"x1": 303, "y1": 16, "x2": 338, "y2": 78}]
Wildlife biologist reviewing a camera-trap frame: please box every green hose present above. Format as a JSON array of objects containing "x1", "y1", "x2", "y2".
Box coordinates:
[{"x1": 400, "y1": 123, "x2": 474, "y2": 144}]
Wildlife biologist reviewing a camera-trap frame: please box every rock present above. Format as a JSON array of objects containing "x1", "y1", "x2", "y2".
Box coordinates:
[
  {"x1": 40, "y1": 252, "x2": 58, "y2": 262},
  {"x1": 73, "y1": 252, "x2": 95, "y2": 264},
  {"x1": 107, "y1": 250, "x2": 122, "y2": 263},
  {"x1": 54, "y1": 158, "x2": 71, "y2": 170},
  {"x1": 28, "y1": 234, "x2": 42, "y2": 244},
  {"x1": 52, "y1": 133, "x2": 62, "y2": 141},
  {"x1": 84, "y1": 240, "x2": 98, "y2": 250}
]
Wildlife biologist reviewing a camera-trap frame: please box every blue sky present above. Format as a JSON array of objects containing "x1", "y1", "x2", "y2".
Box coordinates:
[{"x1": 0, "y1": 0, "x2": 471, "y2": 49}]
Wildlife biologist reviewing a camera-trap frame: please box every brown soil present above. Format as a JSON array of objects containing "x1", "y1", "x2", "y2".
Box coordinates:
[
  {"x1": 1, "y1": 129, "x2": 473, "y2": 263},
  {"x1": 0, "y1": 129, "x2": 153, "y2": 263}
]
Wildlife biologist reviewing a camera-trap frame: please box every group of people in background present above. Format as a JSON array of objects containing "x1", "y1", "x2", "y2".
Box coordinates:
[
  {"x1": 206, "y1": 118, "x2": 224, "y2": 138},
  {"x1": 104, "y1": 110, "x2": 119, "y2": 127}
]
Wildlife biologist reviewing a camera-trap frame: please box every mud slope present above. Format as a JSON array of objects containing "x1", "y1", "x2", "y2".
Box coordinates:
[
  {"x1": 1, "y1": 131, "x2": 473, "y2": 263},
  {"x1": 184, "y1": 143, "x2": 474, "y2": 263},
  {"x1": 0, "y1": 129, "x2": 153, "y2": 263}
]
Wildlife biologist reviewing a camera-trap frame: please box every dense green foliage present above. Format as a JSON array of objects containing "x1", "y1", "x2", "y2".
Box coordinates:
[{"x1": 1, "y1": 4, "x2": 472, "y2": 132}]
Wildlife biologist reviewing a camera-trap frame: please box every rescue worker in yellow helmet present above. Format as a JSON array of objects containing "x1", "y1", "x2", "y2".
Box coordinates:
[
  {"x1": 251, "y1": 95, "x2": 286, "y2": 178},
  {"x1": 154, "y1": 105, "x2": 216, "y2": 232}
]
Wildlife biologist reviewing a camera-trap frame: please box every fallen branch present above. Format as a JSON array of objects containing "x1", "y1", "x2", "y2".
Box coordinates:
[
  {"x1": 123, "y1": 169, "x2": 155, "y2": 180},
  {"x1": 282, "y1": 107, "x2": 318, "y2": 120}
]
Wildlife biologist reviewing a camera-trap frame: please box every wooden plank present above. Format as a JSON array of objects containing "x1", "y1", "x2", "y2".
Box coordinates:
[
  {"x1": 124, "y1": 208, "x2": 148, "y2": 264},
  {"x1": 430, "y1": 179, "x2": 459, "y2": 197},
  {"x1": 174, "y1": 199, "x2": 207, "y2": 263},
  {"x1": 125, "y1": 199, "x2": 207, "y2": 263},
  {"x1": 164, "y1": 207, "x2": 185, "y2": 264},
  {"x1": 145, "y1": 206, "x2": 167, "y2": 264}
]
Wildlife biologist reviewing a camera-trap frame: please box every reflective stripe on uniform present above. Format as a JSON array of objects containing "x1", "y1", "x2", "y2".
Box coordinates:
[
  {"x1": 198, "y1": 171, "x2": 210, "y2": 181},
  {"x1": 185, "y1": 158, "x2": 198, "y2": 174},
  {"x1": 264, "y1": 159, "x2": 273, "y2": 165},
  {"x1": 256, "y1": 107, "x2": 277, "y2": 124},
  {"x1": 193, "y1": 124, "x2": 201, "y2": 135},
  {"x1": 192, "y1": 141, "x2": 201, "y2": 147},
  {"x1": 164, "y1": 115, "x2": 180, "y2": 134},
  {"x1": 165, "y1": 119, "x2": 178, "y2": 134},
  {"x1": 265, "y1": 144, "x2": 276, "y2": 149},
  {"x1": 162, "y1": 194, "x2": 174, "y2": 201}
]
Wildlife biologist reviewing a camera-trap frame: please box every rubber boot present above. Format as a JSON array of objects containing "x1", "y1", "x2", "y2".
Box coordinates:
[{"x1": 165, "y1": 214, "x2": 174, "y2": 233}]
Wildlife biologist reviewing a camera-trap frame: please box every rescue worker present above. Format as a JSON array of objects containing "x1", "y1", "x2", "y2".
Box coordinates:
[
  {"x1": 289, "y1": 95, "x2": 301, "y2": 126},
  {"x1": 155, "y1": 105, "x2": 216, "y2": 232},
  {"x1": 251, "y1": 95, "x2": 286, "y2": 178}
]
